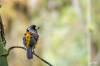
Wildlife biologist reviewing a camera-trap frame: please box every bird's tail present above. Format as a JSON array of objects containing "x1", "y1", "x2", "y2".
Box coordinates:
[{"x1": 27, "y1": 48, "x2": 33, "y2": 59}]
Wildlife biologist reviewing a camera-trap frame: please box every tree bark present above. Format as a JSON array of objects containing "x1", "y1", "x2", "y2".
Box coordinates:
[{"x1": 0, "y1": 16, "x2": 8, "y2": 66}]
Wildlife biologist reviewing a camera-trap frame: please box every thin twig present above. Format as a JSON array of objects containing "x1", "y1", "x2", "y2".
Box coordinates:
[
  {"x1": 0, "y1": 46, "x2": 26, "y2": 56},
  {"x1": 33, "y1": 52, "x2": 53, "y2": 66},
  {"x1": 7, "y1": 46, "x2": 26, "y2": 56},
  {"x1": 0, "y1": 46, "x2": 53, "y2": 66}
]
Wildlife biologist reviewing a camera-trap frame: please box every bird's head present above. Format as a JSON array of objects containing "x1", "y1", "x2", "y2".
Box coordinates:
[
  {"x1": 30, "y1": 25, "x2": 36, "y2": 30},
  {"x1": 26, "y1": 25, "x2": 39, "y2": 32}
]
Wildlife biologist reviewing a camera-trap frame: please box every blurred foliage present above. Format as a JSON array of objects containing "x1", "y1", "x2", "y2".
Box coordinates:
[
  {"x1": 91, "y1": 0, "x2": 100, "y2": 66},
  {"x1": 0, "y1": 0, "x2": 96, "y2": 66}
]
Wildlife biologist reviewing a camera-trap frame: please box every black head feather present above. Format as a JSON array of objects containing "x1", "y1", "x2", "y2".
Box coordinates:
[{"x1": 30, "y1": 25, "x2": 36, "y2": 30}]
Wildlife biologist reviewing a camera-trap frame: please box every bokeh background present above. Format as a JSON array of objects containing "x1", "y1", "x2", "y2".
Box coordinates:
[{"x1": 0, "y1": 0, "x2": 99, "y2": 66}]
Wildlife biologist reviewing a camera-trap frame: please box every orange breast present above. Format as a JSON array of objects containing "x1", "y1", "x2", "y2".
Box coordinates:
[{"x1": 25, "y1": 32, "x2": 31, "y2": 48}]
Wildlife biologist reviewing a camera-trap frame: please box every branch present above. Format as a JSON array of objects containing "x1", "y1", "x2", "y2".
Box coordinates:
[
  {"x1": 0, "y1": 46, "x2": 26, "y2": 56},
  {"x1": 0, "y1": 46, "x2": 53, "y2": 66},
  {"x1": 7, "y1": 46, "x2": 26, "y2": 56},
  {"x1": 33, "y1": 51, "x2": 53, "y2": 66}
]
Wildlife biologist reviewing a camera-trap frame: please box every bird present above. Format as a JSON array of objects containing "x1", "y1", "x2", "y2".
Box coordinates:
[{"x1": 23, "y1": 25, "x2": 39, "y2": 59}]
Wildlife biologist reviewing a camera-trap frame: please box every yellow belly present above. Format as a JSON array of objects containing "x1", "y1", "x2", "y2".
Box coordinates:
[{"x1": 25, "y1": 32, "x2": 31, "y2": 48}]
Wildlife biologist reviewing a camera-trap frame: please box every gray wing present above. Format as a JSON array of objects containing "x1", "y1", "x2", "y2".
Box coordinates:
[{"x1": 30, "y1": 36, "x2": 36, "y2": 48}]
